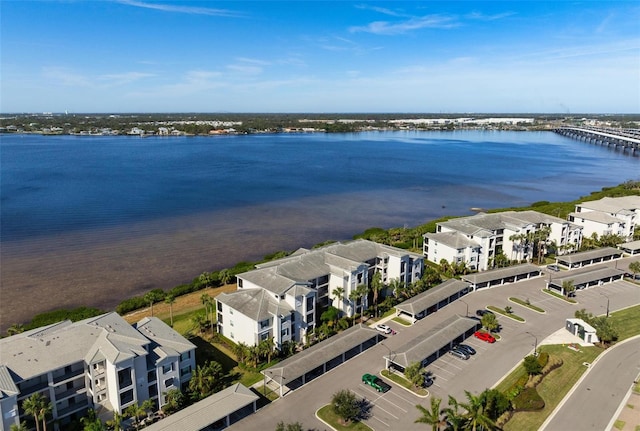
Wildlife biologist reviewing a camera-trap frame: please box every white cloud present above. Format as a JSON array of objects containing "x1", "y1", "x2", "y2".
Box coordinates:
[
  {"x1": 349, "y1": 15, "x2": 459, "y2": 34},
  {"x1": 98, "y1": 72, "x2": 155, "y2": 86},
  {"x1": 115, "y1": 0, "x2": 245, "y2": 17}
]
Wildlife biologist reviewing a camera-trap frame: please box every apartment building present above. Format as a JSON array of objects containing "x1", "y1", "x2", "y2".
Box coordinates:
[
  {"x1": 0, "y1": 313, "x2": 195, "y2": 431},
  {"x1": 216, "y1": 239, "x2": 424, "y2": 348},
  {"x1": 569, "y1": 195, "x2": 640, "y2": 240},
  {"x1": 423, "y1": 210, "x2": 583, "y2": 271}
]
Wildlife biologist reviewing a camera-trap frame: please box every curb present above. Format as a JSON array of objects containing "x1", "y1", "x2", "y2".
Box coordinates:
[{"x1": 539, "y1": 334, "x2": 640, "y2": 431}]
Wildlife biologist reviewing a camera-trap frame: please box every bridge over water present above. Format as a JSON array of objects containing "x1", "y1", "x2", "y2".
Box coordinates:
[{"x1": 554, "y1": 126, "x2": 640, "y2": 156}]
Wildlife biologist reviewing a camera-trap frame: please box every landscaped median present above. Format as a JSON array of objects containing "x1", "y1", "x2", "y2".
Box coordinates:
[
  {"x1": 509, "y1": 297, "x2": 546, "y2": 314},
  {"x1": 316, "y1": 405, "x2": 372, "y2": 431},
  {"x1": 380, "y1": 369, "x2": 429, "y2": 397},
  {"x1": 542, "y1": 288, "x2": 577, "y2": 304},
  {"x1": 487, "y1": 305, "x2": 525, "y2": 322}
]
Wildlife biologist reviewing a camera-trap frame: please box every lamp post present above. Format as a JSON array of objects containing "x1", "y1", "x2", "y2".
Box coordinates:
[
  {"x1": 526, "y1": 331, "x2": 538, "y2": 357},
  {"x1": 380, "y1": 343, "x2": 394, "y2": 370},
  {"x1": 599, "y1": 292, "x2": 610, "y2": 318},
  {"x1": 459, "y1": 299, "x2": 469, "y2": 317}
]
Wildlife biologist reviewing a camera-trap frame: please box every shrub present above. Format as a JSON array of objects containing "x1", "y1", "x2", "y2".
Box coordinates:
[
  {"x1": 537, "y1": 351, "x2": 549, "y2": 368},
  {"x1": 512, "y1": 387, "x2": 545, "y2": 411}
]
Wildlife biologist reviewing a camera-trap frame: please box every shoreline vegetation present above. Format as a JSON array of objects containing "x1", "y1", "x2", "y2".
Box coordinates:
[{"x1": 3, "y1": 180, "x2": 640, "y2": 335}]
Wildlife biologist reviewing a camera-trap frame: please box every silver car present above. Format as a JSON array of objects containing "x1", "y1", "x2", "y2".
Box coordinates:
[{"x1": 449, "y1": 348, "x2": 470, "y2": 360}]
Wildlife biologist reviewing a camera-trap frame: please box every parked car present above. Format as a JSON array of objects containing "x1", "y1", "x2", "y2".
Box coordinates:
[
  {"x1": 474, "y1": 331, "x2": 496, "y2": 343},
  {"x1": 376, "y1": 324, "x2": 392, "y2": 334},
  {"x1": 422, "y1": 373, "x2": 434, "y2": 387},
  {"x1": 454, "y1": 344, "x2": 476, "y2": 355},
  {"x1": 476, "y1": 309, "x2": 494, "y2": 317},
  {"x1": 449, "y1": 348, "x2": 470, "y2": 360},
  {"x1": 546, "y1": 264, "x2": 560, "y2": 272},
  {"x1": 362, "y1": 373, "x2": 391, "y2": 392}
]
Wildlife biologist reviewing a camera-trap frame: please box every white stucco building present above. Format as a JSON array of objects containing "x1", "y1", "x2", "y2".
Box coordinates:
[
  {"x1": 216, "y1": 240, "x2": 424, "y2": 348},
  {"x1": 423, "y1": 210, "x2": 583, "y2": 271},
  {"x1": 0, "y1": 313, "x2": 196, "y2": 431},
  {"x1": 569, "y1": 195, "x2": 640, "y2": 240}
]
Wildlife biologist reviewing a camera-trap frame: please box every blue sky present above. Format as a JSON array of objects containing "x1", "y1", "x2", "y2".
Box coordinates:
[{"x1": 2, "y1": 1, "x2": 639, "y2": 113}]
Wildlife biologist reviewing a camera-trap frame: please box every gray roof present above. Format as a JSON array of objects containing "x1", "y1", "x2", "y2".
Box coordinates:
[
  {"x1": 437, "y1": 210, "x2": 565, "y2": 237},
  {"x1": 135, "y1": 317, "x2": 195, "y2": 363},
  {"x1": 216, "y1": 289, "x2": 294, "y2": 322},
  {"x1": 0, "y1": 313, "x2": 152, "y2": 382},
  {"x1": 569, "y1": 211, "x2": 622, "y2": 224},
  {"x1": 619, "y1": 240, "x2": 640, "y2": 252},
  {"x1": 461, "y1": 264, "x2": 541, "y2": 285},
  {"x1": 578, "y1": 196, "x2": 640, "y2": 214},
  {"x1": 550, "y1": 266, "x2": 625, "y2": 287},
  {"x1": 557, "y1": 247, "x2": 623, "y2": 264},
  {"x1": 239, "y1": 239, "x2": 422, "y2": 295},
  {"x1": 0, "y1": 365, "x2": 19, "y2": 398},
  {"x1": 263, "y1": 324, "x2": 379, "y2": 384},
  {"x1": 424, "y1": 231, "x2": 479, "y2": 249},
  {"x1": 143, "y1": 383, "x2": 258, "y2": 431},
  {"x1": 395, "y1": 279, "x2": 470, "y2": 315},
  {"x1": 388, "y1": 315, "x2": 479, "y2": 368}
]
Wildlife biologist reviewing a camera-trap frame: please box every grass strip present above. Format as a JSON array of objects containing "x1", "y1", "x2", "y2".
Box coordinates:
[
  {"x1": 487, "y1": 305, "x2": 525, "y2": 322},
  {"x1": 609, "y1": 304, "x2": 640, "y2": 341},
  {"x1": 392, "y1": 316, "x2": 412, "y2": 326},
  {"x1": 508, "y1": 297, "x2": 545, "y2": 313},
  {"x1": 499, "y1": 344, "x2": 603, "y2": 431},
  {"x1": 542, "y1": 289, "x2": 577, "y2": 303},
  {"x1": 381, "y1": 370, "x2": 428, "y2": 396},
  {"x1": 317, "y1": 405, "x2": 373, "y2": 431}
]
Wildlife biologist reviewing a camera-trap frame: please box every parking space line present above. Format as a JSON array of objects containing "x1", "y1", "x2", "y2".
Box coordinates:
[
  {"x1": 379, "y1": 397, "x2": 409, "y2": 414},
  {"x1": 431, "y1": 373, "x2": 448, "y2": 382},
  {"x1": 388, "y1": 390, "x2": 417, "y2": 405},
  {"x1": 371, "y1": 415, "x2": 390, "y2": 428},
  {"x1": 431, "y1": 364, "x2": 456, "y2": 375},
  {"x1": 374, "y1": 404, "x2": 400, "y2": 420}
]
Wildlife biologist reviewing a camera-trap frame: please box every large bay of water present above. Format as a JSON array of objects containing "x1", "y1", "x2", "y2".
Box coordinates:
[{"x1": 1, "y1": 130, "x2": 637, "y2": 328}]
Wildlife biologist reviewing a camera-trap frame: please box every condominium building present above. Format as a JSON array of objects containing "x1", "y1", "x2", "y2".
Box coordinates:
[
  {"x1": 569, "y1": 196, "x2": 640, "y2": 240},
  {"x1": 0, "y1": 312, "x2": 196, "y2": 431},
  {"x1": 423, "y1": 210, "x2": 583, "y2": 271},
  {"x1": 216, "y1": 239, "x2": 424, "y2": 348}
]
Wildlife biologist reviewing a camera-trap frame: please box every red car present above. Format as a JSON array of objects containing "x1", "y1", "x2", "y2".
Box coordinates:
[{"x1": 474, "y1": 331, "x2": 496, "y2": 343}]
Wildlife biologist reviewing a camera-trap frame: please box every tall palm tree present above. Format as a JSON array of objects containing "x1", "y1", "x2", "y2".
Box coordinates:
[
  {"x1": 188, "y1": 361, "x2": 223, "y2": 400},
  {"x1": 10, "y1": 422, "x2": 28, "y2": 431},
  {"x1": 414, "y1": 397, "x2": 443, "y2": 431},
  {"x1": 106, "y1": 412, "x2": 124, "y2": 431},
  {"x1": 165, "y1": 294, "x2": 176, "y2": 327},
  {"x1": 124, "y1": 403, "x2": 146, "y2": 431},
  {"x1": 23, "y1": 392, "x2": 50, "y2": 431},
  {"x1": 219, "y1": 269, "x2": 232, "y2": 285},
  {"x1": 442, "y1": 395, "x2": 466, "y2": 431},
  {"x1": 200, "y1": 293, "x2": 212, "y2": 323},
  {"x1": 191, "y1": 313, "x2": 206, "y2": 336},
  {"x1": 332, "y1": 286, "x2": 345, "y2": 312},
  {"x1": 199, "y1": 271, "x2": 212, "y2": 288},
  {"x1": 370, "y1": 272, "x2": 383, "y2": 317},
  {"x1": 459, "y1": 390, "x2": 499, "y2": 431},
  {"x1": 355, "y1": 283, "x2": 369, "y2": 320},
  {"x1": 389, "y1": 278, "x2": 406, "y2": 299}
]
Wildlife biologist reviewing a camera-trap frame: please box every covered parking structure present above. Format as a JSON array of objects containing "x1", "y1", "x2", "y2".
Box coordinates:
[
  {"x1": 395, "y1": 279, "x2": 471, "y2": 323},
  {"x1": 555, "y1": 247, "x2": 623, "y2": 269},
  {"x1": 143, "y1": 383, "x2": 259, "y2": 431},
  {"x1": 461, "y1": 264, "x2": 541, "y2": 291},
  {"x1": 262, "y1": 324, "x2": 380, "y2": 397},
  {"x1": 618, "y1": 240, "x2": 640, "y2": 256},
  {"x1": 547, "y1": 266, "x2": 625, "y2": 294},
  {"x1": 383, "y1": 315, "x2": 479, "y2": 372}
]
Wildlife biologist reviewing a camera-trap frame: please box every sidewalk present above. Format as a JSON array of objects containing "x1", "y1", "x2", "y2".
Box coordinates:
[{"x1": 611, "y1": 389, "x2": 640, "y2": 431}]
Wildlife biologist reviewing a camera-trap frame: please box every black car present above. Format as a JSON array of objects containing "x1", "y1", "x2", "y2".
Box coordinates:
[
  {"x1": 454, "y1": 344, "x2": 476, "y2": 355},
  {"x1": 422, "y1": 373, "x2": 434, "y2": 387},
  {"x1": 476, "y1": 309, "x2": 494, "y2": 317}
]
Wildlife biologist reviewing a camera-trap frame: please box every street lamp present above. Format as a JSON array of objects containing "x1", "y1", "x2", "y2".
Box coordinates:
[
  {"x1": 380, "y1": 343, "x2": 394, "y2": 370},
  {"x1": 526, "y1": 331, "x2": 538, "y2": 356},
  {"x1": 459, "y1": 299, "x2": 469, "y2": 317},
  {"x1": 599, "y1": 292, "x2": 610, "y2": 318}
]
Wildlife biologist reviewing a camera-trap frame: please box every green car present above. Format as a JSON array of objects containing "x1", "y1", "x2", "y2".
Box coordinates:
[{"x1": 362, "y1": 373, "x2": 391, "y2": 392}]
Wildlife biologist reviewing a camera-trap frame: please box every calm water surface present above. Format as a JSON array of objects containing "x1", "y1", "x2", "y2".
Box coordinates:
[{"x1": 1, "y1": 131, "x2": 637, "y2": 328}]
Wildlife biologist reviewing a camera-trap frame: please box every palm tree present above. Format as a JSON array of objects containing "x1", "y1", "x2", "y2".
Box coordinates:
[
  {"x1": 165, "y1": 294, "x2": 176, "y2": 327},
  {"x1": 219, "y1": 268, "x2": 232, "y2": 285},
  {"x1": 199, "y1": 271, "x2": 212, "y2": 288},
  {"x1": 200, "y1": 293, "x2": 212, "y2": 323},
  {"x1": 441, "y1": 395, "x2": 465, "y2": 431},
  {"x1": 260, "y1": 337, "x2": 276, "y2": 363},
  {"x1": 23, "y1": 392, "x2": 51, "y2": 431},
  {"x1": 80, "y1": 409, "x2": 105, "y2": 431},
  {"x1": 188, "y1": 361, "x2": 223, "y2": 400},
  {"x1": 191, "y1": 312, "x2": 206, "y2": 336},
  {"x1": 106, "y1": 412, "x2": 124, "y2": 431},
  {"x1": 10, "y1": 422, "x2": 28, "y2": 431},
  {"x1": 562, "y1": 279, "x2": 575, "y2": 297},
  {"x1": 124, "y1": 403, "x2": 146, "y2": 431},
  {"x1": 389, "y1": 278, "x2": 406, "y2": 299},
  {"x1": 415, "y1": 397, "x2": 444, "y2": 431},
  {"x1": 628, "y1": 261, "x2": 640, "y2": 279},
  {"x1": 6, "y1": 323, "x2": 25, "y2": 336},
  {"x1": 370, "y1": 272, "x2": 383, "y2": 317},
  {"x1": 144, "y1": 291, "x2": 161, "y2": 317},
  {"x1": 332, "y1": 286, "x2": 345, "y2": 312},
  {"x1": 459, "y1": 390, "x2": 499, "y2": 431}
]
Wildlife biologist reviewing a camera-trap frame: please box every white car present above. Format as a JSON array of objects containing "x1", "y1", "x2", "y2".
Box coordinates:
[{"x1": 376, "y1": 324, "x2": 392, "y2": 334}]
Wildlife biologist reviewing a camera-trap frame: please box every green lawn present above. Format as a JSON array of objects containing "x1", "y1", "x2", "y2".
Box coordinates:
[
  {"x1": 487, "y1": 305, "x2": 525, "y2": 322},
  {"x1": 381, "y1": 370, "x2": 428, "y2": 396},
  {"x1": 609, "y1": 304, "x2": 640, "y2": 341},
  {"x1": 542, "y1": 289, "x2": 577, "y2": 304},
  {"x1": 392, "y1": 316, "x2": 412, "y2": 326},
  {"x1": 509, "y1": 297, "x2": 545, "y2": 313},
  {"x1": 317, "y1": 405, "x2": 373, "y2": 431},
  {"x1": 500, "y1": 344, "x2": 603, "y2": 431}
]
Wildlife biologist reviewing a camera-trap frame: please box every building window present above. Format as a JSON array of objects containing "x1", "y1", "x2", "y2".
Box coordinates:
[
  {"x1": 217, "y1": 302, "x2": 223, "y2": 312},
  {"x1": 306, "y1": 312, "x2": 314, "y2": 323},
  {"x1": 306, "y1": 296, "x2": 314, "y2": 311},
  {"x1": 162, "y1": 364, "x2": 173, "y2": 374},
  {"x1": 238, "y1": 279, "x2": 243, "y2": 288},
  {"x1": 260, "y1": 332, "x2": 269, "y2": 342},
  {"x1": 230, "y1": 321, "x2": 234, "y2": 327},
  {"x1": 164, "y1": 378, "x2": 174, "y2": 388},
  {"x1": 259, "y1": 319, "x2": 269, "y2": 330},
  {"x1": 281, "y1": 328, "x2": 289, "y2": 337},
  {"x1": 180, "y1": 351, "x2": 190, "y2": 361},
  {"x1": 120, "y1": 389, "x2": 134, "y2": 406},
  {"x1": 217, "y1": 313, "x2": 223, "y2": 324},
  {"x1": 118, "y1": 368, "x2": 132, "y2": 389},
  {"x1": 180, "y1": 366, "x2": 192, "y2": 376}
]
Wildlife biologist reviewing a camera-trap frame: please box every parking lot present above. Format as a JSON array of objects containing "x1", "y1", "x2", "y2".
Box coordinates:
[{"x1": 231, "y1": 262, "x2": 640, "y2": 431}]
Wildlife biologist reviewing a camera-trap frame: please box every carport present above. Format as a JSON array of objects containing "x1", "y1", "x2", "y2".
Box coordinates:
[
  {"x1": 555, "y1": 247, "x2": 623, "y2": 269},
  {"x1": 262, "y1": 324, "x2": 380, "y2": 397},
  {"x1": 143, "y1": 383, "x2": 258, "y2": 431},
  {"x1": 395, "y1": 279, "x2": 471, "y2": 323},
  {"x1": 618, "y1": 240, "x2": 640, "y2": 256},
  {"x1": 461, "y1": 264, "x2": 541, "y2": 291},
  {"x1": 547, "y1": 266, "x2": 625, "y2": 294},
  {"x1": 383, "y1": 315, "x2": 479, "y2": 372}
]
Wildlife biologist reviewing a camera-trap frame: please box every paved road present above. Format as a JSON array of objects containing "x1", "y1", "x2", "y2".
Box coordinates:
[
  {"x1": 541, "y1": 337, "x2": 640, "y2": 431},
  {"x1": 229, "y1": 258, "x2": 640, "y2": 430}
]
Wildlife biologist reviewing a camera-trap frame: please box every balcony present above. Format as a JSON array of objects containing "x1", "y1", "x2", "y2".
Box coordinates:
[
  {"x1": 52, "y1": 367, "x2": 84, "y2": 385},
  {"x1": 56, "y1": 398, "x2": 89, "y2": 418},
  {"x1": 54, "y1": 385, "x2": 87, "y2": 401}
]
